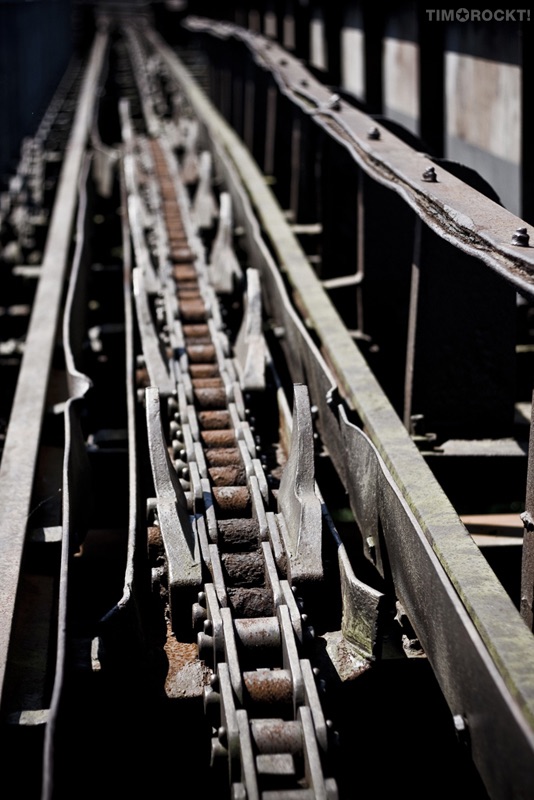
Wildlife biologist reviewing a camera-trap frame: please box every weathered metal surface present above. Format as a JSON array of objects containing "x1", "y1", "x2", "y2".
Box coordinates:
[
  {"x1": 243, "y1": 669, "x2": 293, "y2": 705},
  {"x1": 152, "y1": 24, "x2": 534, "y2": 797},
  {"x1": 185, "y1": 16, "x2": 534, "y2": 300},
  {"x1": 277, "y1": 383, "x2": 323, "y2": 586},
  {"x1": 5, "y1": 10, "x2": 534, "y2": 797},
  {"x1": 145, "y1": 385, "x2": 202, "y2": 630},
  {"x1": 43, "y1": 155, "x2": 94, "y2": 800},
  {"x1": 235, "y1": 268, "x2": 266, "y2": 391},
  {"x1": 0, "y1": 28, "x2": 108, "y2": 705},
  {"x1": 521, "y1": 401, "x2": 534, "y2": 630},
  {"x1": 97, "y1": 149, "x2": 143, "y2": 662},
  {"x1": 209, "y1": 191, "x2": 243, "y2": 293},
  {"x1": 108, "y1": 58, "x2": 340, "y2": 792}
]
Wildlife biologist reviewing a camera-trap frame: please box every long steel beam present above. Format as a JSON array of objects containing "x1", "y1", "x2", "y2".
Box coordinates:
[
  {"x1": 185, "y1": 16, "x2": 534, "y2": 300},
  {"x1": 0, "y1": 29, "x2": 109, "y2": 703}
]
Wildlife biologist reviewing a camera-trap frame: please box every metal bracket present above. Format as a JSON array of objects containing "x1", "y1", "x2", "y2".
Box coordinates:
[
  {"x1": 145, "y1": 386, "x2": 201, "y2": 636},
  {"x1": 209, "y1": 191, "x2": 243, "y2": 293},
  {"x1": 191, "y1": 149, "x2": 218, "y2": 230},
  {"x1": 235, "y1": 268, "x2": 266, "y2": 391},
  {"x1": 277, "y1": 384, "x2": 323, "y2": 585}
]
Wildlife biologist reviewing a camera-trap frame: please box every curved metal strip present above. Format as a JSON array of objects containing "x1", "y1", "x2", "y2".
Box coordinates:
[
  {"x1": 97, "y1": 155, "x2": 144, "y2": 668},
  {"x1": 43, "y1": 153, "x2": 94, "y2": 800}
]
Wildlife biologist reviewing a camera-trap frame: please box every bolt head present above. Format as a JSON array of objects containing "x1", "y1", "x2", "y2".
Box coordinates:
[
  {"x1": 422, "y1": 166, "x2": 437, "y2": 182},
  {"x1": 512, "y1": 227, "x2": 530, "y2": 247},
  {"x1": 453, "y1": 714, "x2": 465, "y2": 732},
  {"x1": 368, "y1": 126, "x2": 381, "y2": 140},
  {"x1": 328, "y1": 93, "x2": 341, "y2": 111}
]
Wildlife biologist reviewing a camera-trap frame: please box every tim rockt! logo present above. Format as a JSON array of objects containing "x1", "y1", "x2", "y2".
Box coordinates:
[{"x1": 426, "y1": 9, "x2": 531, "y2": 21}]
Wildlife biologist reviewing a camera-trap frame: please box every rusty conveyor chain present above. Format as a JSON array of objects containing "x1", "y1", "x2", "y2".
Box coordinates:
[
  {"x1": 133, "y1": 20, "x2": 534, "y2": 800},
  {"x1": 3, "y1": 14, "x2": 534, "y2": 800},
  {"x1": 121, "y1": 29, "x2": 339, "y2": 798}
]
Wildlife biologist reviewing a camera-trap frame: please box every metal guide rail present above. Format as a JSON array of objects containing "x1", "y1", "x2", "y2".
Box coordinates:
[
  {"x1": 0, "y1": 55, "x2": 85, "y2": 464},
  {"x1": 0, "y1": 25, "x2": 109, "y2": 722}
]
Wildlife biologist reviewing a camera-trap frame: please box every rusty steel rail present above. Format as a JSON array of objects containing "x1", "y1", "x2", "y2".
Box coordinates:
[{"x1": 146, "y1": 20, "x2": 534, "y2": 799}]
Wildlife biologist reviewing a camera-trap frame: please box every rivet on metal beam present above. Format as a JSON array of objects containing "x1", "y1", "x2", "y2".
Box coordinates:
[
  {"x1": 422, "y1": 166, "x2": 437, "y2": 182},
  {"x1": 367, "y1": 126, "x2": 380, "y2": 140},
  {"x1": 453, "y1": 714, "x2": 470, "y2": 749},
  {"x1": 512, "y1": 227, "x2": 530, "y2": 247},
  {"x1": 327, "y1": 93, "x2": 341, "y2": 111},
  {"x1": 300, "y1": 79, "x2": 308, "y2": 87}
]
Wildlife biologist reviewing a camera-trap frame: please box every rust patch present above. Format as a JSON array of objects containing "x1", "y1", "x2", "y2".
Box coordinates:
[
  {"x1": 209, "y1": 464, "x2": 247, "y2": 486},
  {"x1": 201, "y1": 430, "x2": 237, "y2": 447},
  {"x1": 176, "y1": 283, "x2": 200, "y2": 295},
  {"x1": 198, "y1": 409, "x2": 231, "y2": 429},
  {"x1": 250, "y1": 719, "x2": 303, "y2": 754},
  {"x1": 163, "y1": 618, "x2": 210, "y2": 699},
  {"x1": 218, "y1": 518, "x2": 260, "y2": 548},
  {"x1": 244, "y1": 670, "x2": 293, "y2": 706},
  {"x1": 204, "y1": 447, "x2": 241, "y2": 466},
  {"x1": 179, "y1": 301, "x2": 207, "y2": 322},
  {"x1": 213, "y1": 486, "x2": 251, "y2": 514},
  {"x1": 135, "y1": 367, "x2": 149, "y2": 388},
  {"x1": 186, "y1": 344, "x2": 216, "y2": 362},
  {"x1": 190, "y1": 363, "x2": 220, "y2": 379},
  {"x1": 222, "y1": 552, "x2": 265, "y2": 585},
  {"x1": 228, "y1": 587, "x2": 273, "y2": 617},
  {"x1": 194, "y1": 387, "x2": 227, "y2": 409},
  {"x1": 192, "y1": 377, "x2": 224, "y2": 389},
  {"x1": 182, "y1": 323, "x2": 210, "y2": 338}
]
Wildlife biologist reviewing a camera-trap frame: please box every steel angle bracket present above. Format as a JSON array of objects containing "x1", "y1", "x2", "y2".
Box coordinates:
[
  {"x1": 209, "y1": 192, "x2": 243, "y2": 294},
  {"x1": 191, "y1": 150, "x2": 218, "y2": 231},
  {"x1": 234, "y1": 268, "x2": 266, "y2": 391},
  {"x1": 277, "y1": 384, "x2": 323, "y2": 585},
  {"x1": 338, "y1": 546, "x2": 385, "y2": 665},
  {"x1": 145, "y1": 386, "x2": 201, "y2": 636},
  {"x1": 319, "y1": 481, "x2": 385, "y2": 666}
]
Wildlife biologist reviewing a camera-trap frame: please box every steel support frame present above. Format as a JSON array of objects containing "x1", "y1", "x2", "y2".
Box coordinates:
[{"x1": 152, "y1": 22, "x2": 534, "y2": 798}]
